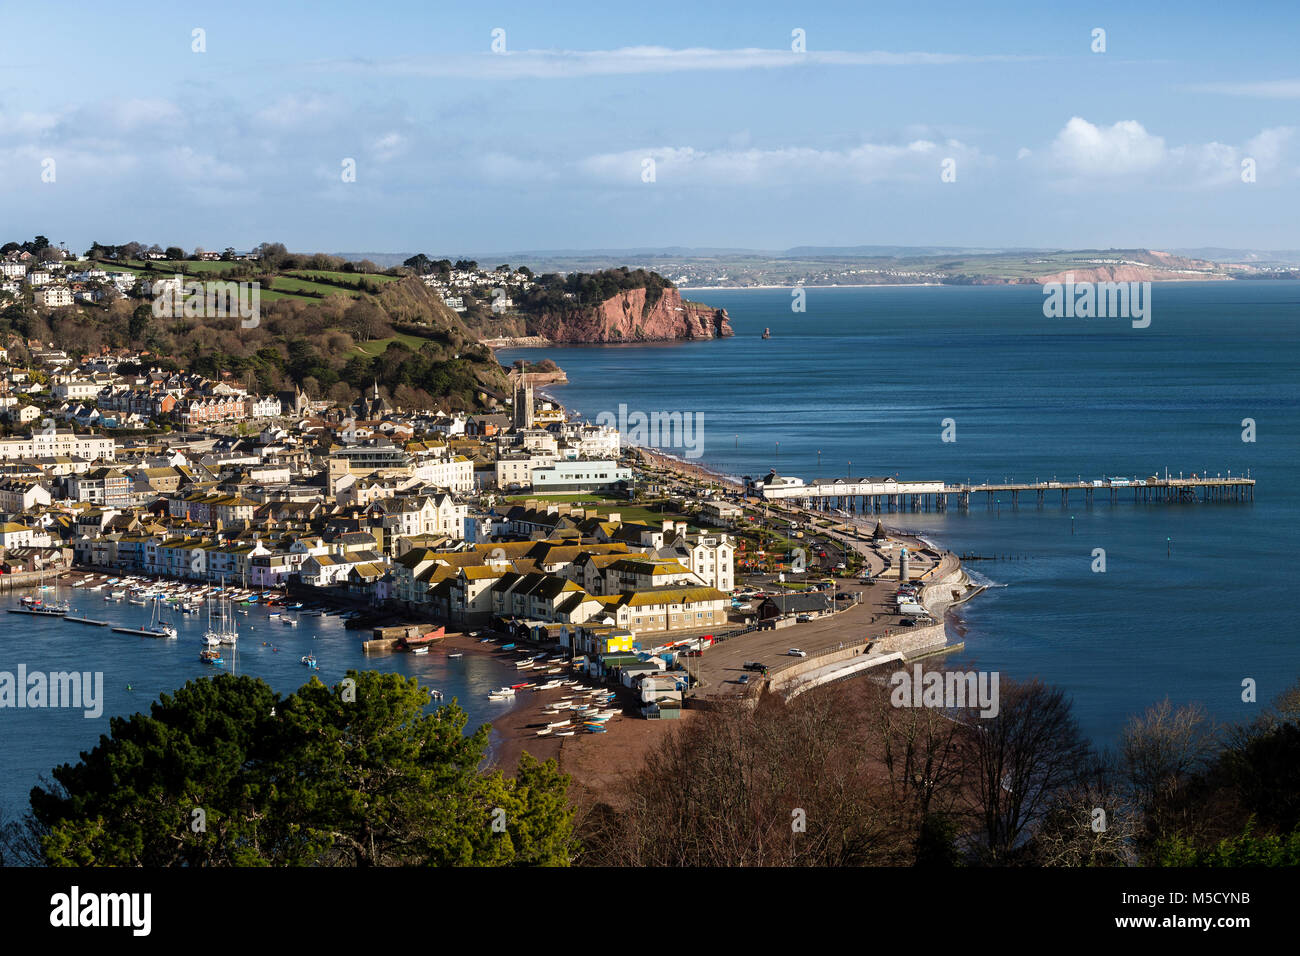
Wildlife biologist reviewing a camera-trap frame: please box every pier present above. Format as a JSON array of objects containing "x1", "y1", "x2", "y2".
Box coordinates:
[{"x1": 748, "y1": 472, "x2": 1255, "y2": 512}]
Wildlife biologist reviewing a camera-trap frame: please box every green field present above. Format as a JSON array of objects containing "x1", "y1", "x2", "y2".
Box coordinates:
[
  {"x1": 289, "y1": 269, "x2": 400, "y2": 285},
  {"x1": 353, "y1": 332, "x2": 437, "y2": 356},
  {"x1": 94, "y1": 260, "x2": 347, "y2": 303}
]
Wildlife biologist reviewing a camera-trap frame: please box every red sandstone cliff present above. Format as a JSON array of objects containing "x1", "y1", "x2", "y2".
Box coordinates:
[{"x1": 524, "y1": 287, "x2": 732, "y2": 344}]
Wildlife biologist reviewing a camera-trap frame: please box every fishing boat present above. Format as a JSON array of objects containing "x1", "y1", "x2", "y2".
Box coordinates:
[
  {"x1": 300, "y1": 654, "x2": 317, "y2": 669},
  {"x1": 282, "y1": 615, "x2": 298, "y2": 627},
  {"x1": 200, "y1": 648, "x2": 224, "y2": 665},
  {"x1": 10, "y1": 603, "x2": 70, "y2": 616},
  {"x1": 411, "y1": 645, "x2": 429, "y2": 655}
]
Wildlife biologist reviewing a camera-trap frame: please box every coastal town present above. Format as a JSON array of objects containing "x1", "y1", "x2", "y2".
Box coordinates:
[{"x1": 0, "y1": 237, "x2": 982, "y2": 787}]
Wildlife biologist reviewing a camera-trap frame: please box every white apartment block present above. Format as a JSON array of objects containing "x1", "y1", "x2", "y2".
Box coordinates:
[
  {"x1": 35, "y1": 286, "x2": 74, "y2": 308},
  {"x1": 0, "y1": 430, "x2": 115, "y2": 463}
]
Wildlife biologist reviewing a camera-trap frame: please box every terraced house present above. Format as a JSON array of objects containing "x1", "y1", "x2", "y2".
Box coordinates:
[{"x1": 605, "y1": 585, "x2": 730, "y2": 635}]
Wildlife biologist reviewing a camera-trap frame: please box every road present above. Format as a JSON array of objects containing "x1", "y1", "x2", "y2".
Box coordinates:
[{"x1": 690, "y1": 577, "x2": 930, "y2": 701}]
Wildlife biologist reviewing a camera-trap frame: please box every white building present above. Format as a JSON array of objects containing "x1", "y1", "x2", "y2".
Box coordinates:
[
  {"x1": 531, "y1": 460, "x2": 632, "y2": 493},
  {"x1": 0, "y1": 429, "x2": 115, "y2": 463},
  {"x1": 35, "y1": 286, "x2": 74, "y2": 308}
]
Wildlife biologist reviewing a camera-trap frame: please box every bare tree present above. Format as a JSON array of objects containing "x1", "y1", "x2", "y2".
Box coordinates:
[
  {"x1": 962, "y1": 678, "x2": 1092, "y2": 863},
  {"x1": 1120, "y1": 698, "x2": 1218, "y2": 830},
  {"x1": 1031, "y1": 751, "x2": 1141, "y2": 866},
  {"x1": 584, "y1": 690, "x2": 909, "y2": 867}
]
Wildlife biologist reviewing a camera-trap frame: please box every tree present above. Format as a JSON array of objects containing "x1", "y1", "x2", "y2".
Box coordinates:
[
  {"x1": 164, "y1": 246, "x2": 185, "y2": 261},
  {"x1": 963, "y1": 678, "x2": 1092, "y2": 863},
  {"x1": 1120, "y1": 698, "x2": 1217, "y2": 834},
  {"x1": 30, "y1": 674, "x2": 289, "y2": 866},
  {"x1": 403, "y1": 253, "x2": 433, "y2": 274},
  {"x1": 25, "y1": 671, "x2": 575, "y2": 866},
  {"x1": 583, "y1": 690, "x2": 908, "y2": 866},
  {"x1": 128, "y1": 304, "x2": 152, "y2": 343}
]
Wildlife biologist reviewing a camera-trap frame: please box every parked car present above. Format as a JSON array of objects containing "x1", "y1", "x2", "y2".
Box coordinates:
[
  {"x1": 795, "y1": 614, "x2": 811, "y2": 623},
  {"x1": 737, "y1": 674, "x2": 750, "y2": 684},
  {"x1": 742, "y1": 661, "x2": 764, "y2": 671},
  {"x1": 788, "y1": 648, "x2": 807, "y2": 657}
]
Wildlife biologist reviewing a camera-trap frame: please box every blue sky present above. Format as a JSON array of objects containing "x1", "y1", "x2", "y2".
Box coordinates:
[{"x1": 2, "y1": 0, "x2": 1297, "y2": 255}]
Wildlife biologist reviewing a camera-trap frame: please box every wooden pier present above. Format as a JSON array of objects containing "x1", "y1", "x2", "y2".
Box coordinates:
[{"x1": 755, "y1": 474, "x2": 1255, "y2": 513}]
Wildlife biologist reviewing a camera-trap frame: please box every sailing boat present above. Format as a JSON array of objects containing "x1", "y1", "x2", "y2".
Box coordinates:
[
  {"x1": 204, "y1": 579, "x2": 239, "y2": 646},
  {"x1": 112, "y1": 596, "x2": 178, "y2": 639}
]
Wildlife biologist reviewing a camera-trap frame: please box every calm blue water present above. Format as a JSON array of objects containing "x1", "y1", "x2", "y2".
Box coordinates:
[
  {"x1": 502, "y1": 281, "x2": 1300, "y2": 747},
  {"x1": 0, "y1": 592, "x2": 520, "y2": 819}
]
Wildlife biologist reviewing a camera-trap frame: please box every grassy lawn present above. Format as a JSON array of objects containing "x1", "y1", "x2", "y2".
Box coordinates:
[
  {"x1": 93, "y1": 260, "x2": 323, "y2": 303},
  {"x1": 290, "y1": 269, "x2": 400, "y2": 284},
  {"x1": 265, "y1": 275, "x2": 358, "y2": 298},
  {"x1": 353, "y1": 332, "x2": 437, "y2": 356}
]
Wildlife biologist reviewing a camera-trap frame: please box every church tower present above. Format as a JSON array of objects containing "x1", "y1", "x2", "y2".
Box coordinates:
[{"x1": 513, "y1": 379, "x2": 534, "y2": 430}]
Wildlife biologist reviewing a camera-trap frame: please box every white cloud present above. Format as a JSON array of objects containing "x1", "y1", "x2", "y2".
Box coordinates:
[
  {"x1": 1049, "y1": 118, "x2": 1166, "y2": 177},
  {"x1": 319, "y1": 46, "x2": 1039, "y2": 80},
  {"x1": 1185, "y1": 79, "x2": 1300, "y2": 99},
  {"x1": 578, "y1": 139, "x2": 986, "y2": 186},
  {"x1": 1043, "y1": 117, "x2": 1296, "y2": 187},
  {"x1": 253, "y1": 93, "x2": 332, "y2": 128},
  {"x1": 370, "y1": 132, "x2": 405, "y2": 162}
]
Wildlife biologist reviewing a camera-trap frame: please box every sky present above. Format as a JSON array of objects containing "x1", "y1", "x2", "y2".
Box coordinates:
[{"x1": 1, "y1": 0, "x2": 1297, "y2": 256}]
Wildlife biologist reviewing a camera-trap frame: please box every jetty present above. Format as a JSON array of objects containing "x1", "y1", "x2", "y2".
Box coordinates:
[
  {"x1": 111, "y1": 626, "x2": 171, "y2": 638},
  {"x1": 64, "y1": 616, "x2": 110, "y2": 627},
  {"x1": 748, "y1": 471, "x2": 1255, "y2": 512}
]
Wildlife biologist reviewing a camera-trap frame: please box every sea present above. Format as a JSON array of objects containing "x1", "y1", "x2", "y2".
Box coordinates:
[
  {"x1": 0, "y1": 595, "x2": 520, "y2": 821},
  {"x1": 1, "y1": 280, "x2": 1295, "y2": 821},
  {"x1": 498, "y1": 280, "x2": 1299, "y2": 748}
]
